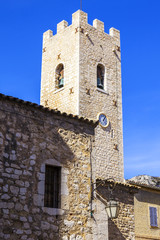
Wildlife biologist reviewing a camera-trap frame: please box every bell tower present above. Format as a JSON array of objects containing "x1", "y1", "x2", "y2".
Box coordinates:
[{"x1": 41, "y1": 10, "x2": 124, "y2": 182}]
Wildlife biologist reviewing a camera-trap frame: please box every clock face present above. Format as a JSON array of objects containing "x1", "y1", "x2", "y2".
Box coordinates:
[{"x1": 98, "y1": 113, "x2": 109, "y2": 128}]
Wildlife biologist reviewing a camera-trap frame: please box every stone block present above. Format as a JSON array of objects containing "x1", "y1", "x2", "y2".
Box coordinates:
[
  {"x1": 15, "y1": 203, "x2": 23, "y2": 211},
  {"x1": 24, "y1": 205, "x2": 29, "y2": 212},
  {"x1": 10, "y1": 185, "x2": 19, "y2": 196},
  {"x1": 1, "y1": 194, "x2": 10, "y2": 200},
  {"x1": 16, "y1": 229, "x2": 24, "y2": 234},
  {"x1": 41, "y1": 221, "x2": 50, "y2": 230},
  {"x1": 37, "y1": 172, "x2": 45, "y2": 181},
  {"x1": 16, "y1": 180, "x2": 25, "y2": 187},
  {"x1": 20, "y1": 188, "x2": 27, "y2": 195},
  {"x1": 23, "y1": 170, "x2": 32, "y2": 176},
  {"x1": 0, "y1": 138, "x2": 3, "y2": 145},
  {"x1": 64, "y1": 219, "x2": 75, "y2": 228},
  {"x1": 21, "y1": 236, "x2": 27, "y2": 240},
  {"x1": 20, "y1": 216, "x2": 27, "y2": 222},
  {"x1": 38, "y1": 181, "x2": 44, "y2": 195},
  {"x1": 3, "y1": 184, "x2": 8, "y2": 192},
  {"x1": 33, "y1": 194, "x2": 44, "y2": 207},
  {"x1": 30, "y1": 154, "x2": 36, "y2": 160},
  {"x1": 14, "y1": 169, "x2": 22, "y2": 175},
  {"x1": 62, "y1": 236, "x2": 68, "y2": 240},
  {"x1": 30, "y1": 160, "x2": 35, "y2": 166},
  {"x1": 28, "y1": 216, "x2": 33, "y2": 222}
]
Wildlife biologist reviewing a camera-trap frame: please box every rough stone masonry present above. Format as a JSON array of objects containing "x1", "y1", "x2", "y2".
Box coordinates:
[
  {"x1": 0, "y1": 10, "x2": 137, "y2": 240},
  {"x1": 41, "y1": 10, "x2": 124, "y2": 182},
  {"x1": 0, "y1": 95, "x2": 98, "y2": 240}
]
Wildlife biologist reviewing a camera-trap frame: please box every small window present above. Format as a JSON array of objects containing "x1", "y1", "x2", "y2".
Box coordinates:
[
  {"x1": 55, "y1": 64, "x2": 64, "y2": 89},
  {"x1": 156, "y1": 181, "x2": 160, "y2": 187},
  {"x1": 149, "y1": 207, "x2": 158, "y2": 227},
  {"x1": 44, "y1": 165, "x2": 61, "y2": 208},
  {"x1": 97, "y1": 64, "x2": 105, "y2": 90}
]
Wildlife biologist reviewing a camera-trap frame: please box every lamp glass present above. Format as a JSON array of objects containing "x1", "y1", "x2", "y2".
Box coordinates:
[{"x1": 106, "y1": 200, "x2": 119, "y2": 219}]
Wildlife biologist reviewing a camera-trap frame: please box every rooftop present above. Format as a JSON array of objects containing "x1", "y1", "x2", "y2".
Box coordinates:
[
  {"x1": 0, "y1": 93, "x2": 98, "y2": 126},
  {"x1": 127, "y1": 175, "x2": 160, "y2": 191}
]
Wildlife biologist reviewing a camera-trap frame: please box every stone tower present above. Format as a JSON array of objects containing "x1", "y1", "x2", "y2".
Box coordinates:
[{"x1": 41, "y1": 10, "x2": 124, "y2": 182}]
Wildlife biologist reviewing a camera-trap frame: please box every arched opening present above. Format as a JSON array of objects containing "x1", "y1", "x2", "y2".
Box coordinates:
[
  {"x1": 55, "y1": 64, "x2": 64, "y2": 89},
  {"x1": 97, "y1": 64, "x2": 105, "y2": 90}
]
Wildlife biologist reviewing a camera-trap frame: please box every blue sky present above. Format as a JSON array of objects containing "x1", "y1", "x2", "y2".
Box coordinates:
[{"x1": 0, "y1": 0, "x2": 160, "y2": 179}]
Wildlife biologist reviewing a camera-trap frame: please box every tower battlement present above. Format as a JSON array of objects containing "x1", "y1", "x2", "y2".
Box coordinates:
[{"x1": 43, "y1": 10, "x2": 120, "y2": 45}]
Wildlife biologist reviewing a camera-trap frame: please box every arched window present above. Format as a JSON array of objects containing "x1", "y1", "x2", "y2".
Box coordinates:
[
  {"x1": 97, "y1": 64, "x2": 105, "y2": 90},
  {"x1": 55, "y1": 64, "x2": 64, "y2": 89}
]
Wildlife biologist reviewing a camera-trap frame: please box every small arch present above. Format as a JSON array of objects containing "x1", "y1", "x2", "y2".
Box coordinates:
[
  {"x1": 97, "y1": 64, "x2": 105, "y2": 90},
  {"x1": 55, "y1": 63, "x2": 64, "y2": 89}
]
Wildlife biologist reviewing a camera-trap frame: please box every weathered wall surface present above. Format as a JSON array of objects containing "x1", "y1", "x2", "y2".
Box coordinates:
[
  {"x1": 0, "y1": 96, "x2": 96, "y2": 240},
  {"x1": 41, "y1": 10, "x2": 124, "y2": 182},
  {"x1": 134, "y1": 189, "x2": 160, "y2": 240},
  {"x1": 78, "y1": 11, "x2": 123, "y2": 181},
  {"x1": 97, "y1": 183, "x2": 136, "y2": 240},
  {"x1": 41, "y1": 14, "x2": 80, "y2": 115}
]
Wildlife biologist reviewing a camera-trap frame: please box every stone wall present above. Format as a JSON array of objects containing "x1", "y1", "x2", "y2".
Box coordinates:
[
  {"x1": 97, "y1": 182, "x2": 137, "y2": 240},
  {"x1": 41, "y1": 13, "x2": 80, "y2": 115},
  {"x1": 40, "y1": 10, "x2": 124, "y2": 182},
  {"x1": 0, "y1": 95, "x2": 96, "y2": 240},
  {"x1": 134, "y1": 188, "x2": 160, "y2": 240},
  {"x1": 78, "y1": 11, "x2": 123, "y2": 181}
]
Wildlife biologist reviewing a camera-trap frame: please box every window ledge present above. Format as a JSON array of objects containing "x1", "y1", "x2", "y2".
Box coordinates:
[
  {"x1": 54, "y1": 87, "x2": 64, "y2": 94},
  {"x1": 150, "y1": 226, "x2": 159, "y2": 229},
  {"x1": 42, "y1": 207, "x2": 64, "y2": 215},
  {"x1": 136, "y1": 234, "x2": 160, "y2": 239},
  {"x1": 96, "y1": 88, "x2": 109, "y2": 95}
]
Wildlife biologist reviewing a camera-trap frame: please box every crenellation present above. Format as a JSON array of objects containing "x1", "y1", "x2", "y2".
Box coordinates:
[
  {"x1": 72, "y1": 10, "x2": 88, "y2": 27},
  {"x1": 43, "y1": 29, "x2": 53, "y2": 43},
  {"x1": 57, "y1": 20, "x2": 68, "y2": 34},
  {"x1": 93, "y1": 19, "x2": 104, "y2": 32},
  {"x1": 109, "y1": 27, "x2": 120, "y2": 46}
]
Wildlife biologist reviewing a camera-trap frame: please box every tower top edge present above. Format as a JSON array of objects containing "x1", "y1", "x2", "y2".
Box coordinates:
[{"x1": 43, "y1": 10, "x2": 120, "y2": 39}]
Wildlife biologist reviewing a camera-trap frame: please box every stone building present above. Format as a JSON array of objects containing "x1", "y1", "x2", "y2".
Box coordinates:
[
  {"x1": 0, "y1": 93, "x2": 97, "y2": 240},
  {"x1": 0, "y1": 94, "x2": 136, "y2": 240},
  {"x1": 0, "y1": 10, "x2": 138, "y2": 240}
]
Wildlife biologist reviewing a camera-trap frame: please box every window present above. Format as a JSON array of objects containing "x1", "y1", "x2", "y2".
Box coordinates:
[
  {"x1": 44, "y1": 165, "x2": 61, "y2": 208},
  {"x1": 55, "y1": 64, "x2": 64, "y2": 89},
  {"x1": 149, "y1": 207, "x2": 158, "y2": 227},
  {"x1": 97, "y1": 64, "x2": 105, "y2": 90},
  {"x1": 156, "y1": 181, "x2": 160, "y2": 187}
]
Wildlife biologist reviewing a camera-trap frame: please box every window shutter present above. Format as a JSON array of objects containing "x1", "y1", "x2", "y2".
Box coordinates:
[
  {"x1": 149, "y1": 207, "x2": 158, "y2": 227},
  {"x1": 153, "y1": 208, "x2": 158, "y2": 227}
]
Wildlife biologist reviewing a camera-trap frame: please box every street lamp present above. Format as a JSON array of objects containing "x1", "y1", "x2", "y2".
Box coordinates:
[
  {"x1": 92, "y1": 178, "x2": 120, "y2": 219},
  {"x1": 105, "y1": 199, "x2": 119, "y2": 219}
]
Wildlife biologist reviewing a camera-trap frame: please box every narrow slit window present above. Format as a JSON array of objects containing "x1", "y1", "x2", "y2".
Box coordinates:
[
  {"x1": 97, "y1": 64, "x2": 105, "y2": 90},
  {"x1": 44, "y1": 165, "x2": 61, "y2": 208},
  {"x1": 55, "y1": 64, "x2": 64, "y2": 89},
  {"x1": 149, "y1": 207, "x2": 158, "y2": 227}
]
